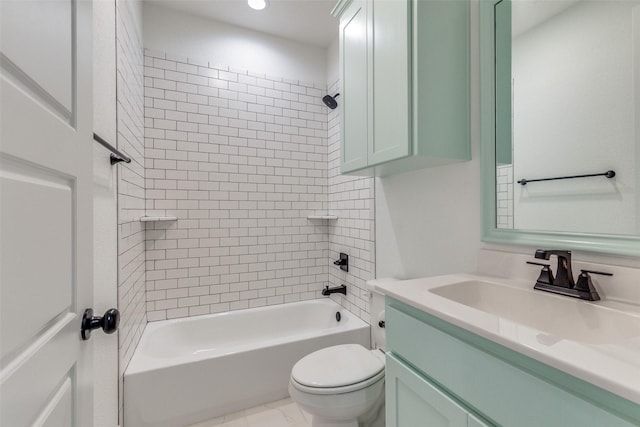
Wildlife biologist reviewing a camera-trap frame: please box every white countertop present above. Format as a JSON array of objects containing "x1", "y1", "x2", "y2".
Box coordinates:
[{"x1": 376, "y1": 273, "x2": 640, "y2": 405}]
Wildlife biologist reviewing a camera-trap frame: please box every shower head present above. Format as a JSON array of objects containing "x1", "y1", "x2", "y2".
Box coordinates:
[{"x1": 322, "y1": 93, "x2": 340, "y2": 109}]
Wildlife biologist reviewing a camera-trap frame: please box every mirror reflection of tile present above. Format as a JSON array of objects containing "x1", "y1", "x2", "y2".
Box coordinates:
[{"x1": 496, "y1": 164, "x2": 513, "y2": 229}]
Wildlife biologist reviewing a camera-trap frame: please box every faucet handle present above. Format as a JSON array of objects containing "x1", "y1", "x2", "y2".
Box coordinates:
[
  {"x1": 579, "y1": 269, "x2": 613, "y2": 277},
  {"x1": 573, "y1": 270, "x2": 611, "y2": 300},
  {"x1": 574, "y1": 269, "x2": 612, "y2": 292},
  {"x1": 526, "y1": 261, "x2": 554, "y2": 285},
  {"x1": 333, "y1": 253, "x2": 349, "y2": 272},
  {"x1": 527, "y1": 261, "x2": 550, "y2": 267}
]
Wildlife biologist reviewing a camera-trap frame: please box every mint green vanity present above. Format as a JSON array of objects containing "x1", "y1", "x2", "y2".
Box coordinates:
[
  {"x1": 332, "y1": 0, "x2": 471, "y2": 176},
  {"x1": 385, "y1": 297, "x2": 640, "y2": 426}
]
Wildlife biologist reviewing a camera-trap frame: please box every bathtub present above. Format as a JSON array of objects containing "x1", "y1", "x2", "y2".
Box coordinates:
[{"x1": 124, "y1": 299, "x2": 370, "y2": 427}]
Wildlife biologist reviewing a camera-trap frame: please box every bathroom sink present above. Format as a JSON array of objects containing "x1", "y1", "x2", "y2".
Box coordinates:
[
  {"x1": 375, "y1": 267, "x2": 640, "y2": 406},
  {"x1": 429, "y1": 280, "x2": 640, "y2": 345}
]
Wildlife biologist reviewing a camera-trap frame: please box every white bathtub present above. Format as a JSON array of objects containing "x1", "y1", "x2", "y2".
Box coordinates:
[{"x1": 124, "y1": 299, "x2": 370, "y2": 427}]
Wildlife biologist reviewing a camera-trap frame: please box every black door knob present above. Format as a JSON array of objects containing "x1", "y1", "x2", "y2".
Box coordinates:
[{"x1": 81, "y1": 308, "x2": 120, "y2": 340}]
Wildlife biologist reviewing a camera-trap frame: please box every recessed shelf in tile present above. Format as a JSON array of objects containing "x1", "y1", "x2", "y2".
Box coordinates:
[
  {"x1": 307, "y1": 215, "x2": 338, "y2": 220},
  {"x1": 140, "y1": 216, "x2": 178, "y2": 222}
]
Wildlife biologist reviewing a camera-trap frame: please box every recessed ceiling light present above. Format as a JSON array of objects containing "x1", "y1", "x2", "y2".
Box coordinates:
[{"x1": 248, "y1": 0, "x2": 269, "y2": 10}]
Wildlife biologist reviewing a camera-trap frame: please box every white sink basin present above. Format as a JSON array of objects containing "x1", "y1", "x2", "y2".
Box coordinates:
[
  {"x1": 375, "y1": 269, "x2": 640, "y2": 405},
  {"x1": 429, "y1": 280, "x2": 640, "y2": 345}
]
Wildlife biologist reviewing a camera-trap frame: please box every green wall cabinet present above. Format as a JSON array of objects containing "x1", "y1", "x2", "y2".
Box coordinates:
[
  {"x1": 338, "y1": 0, "x2": 370, "y2": 172},
  {"x1": 386, "y1": 298, "x2": 640, "y2": 427},
  {"x1": 369, "y1": 0, "x2": 411, "y2": 168},
  {"x1": 332, "y1": 0, "x2": 471, "y2": 176}
]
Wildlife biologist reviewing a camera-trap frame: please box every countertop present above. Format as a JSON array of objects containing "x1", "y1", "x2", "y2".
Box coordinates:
[{"x1": 376, "y1": 273, "x2": 640, "y2": 405}]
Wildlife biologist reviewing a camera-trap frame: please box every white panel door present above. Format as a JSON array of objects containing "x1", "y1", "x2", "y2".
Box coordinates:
[{"x1": 1, "y1": 1, "x2": 94, "y2": 426}]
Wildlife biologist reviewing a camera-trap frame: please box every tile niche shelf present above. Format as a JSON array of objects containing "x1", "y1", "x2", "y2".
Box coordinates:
[
  {"x1": 307, "y1": 214, "x2": 338, "y2": 220},
  {"x1": 139, "y1": 216, "x2": 178, "y2": 222}
]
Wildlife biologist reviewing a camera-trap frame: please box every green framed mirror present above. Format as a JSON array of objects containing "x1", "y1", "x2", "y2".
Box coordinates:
[{"x1": 480, "y1": 0, "x2": 640, "y2": 257}]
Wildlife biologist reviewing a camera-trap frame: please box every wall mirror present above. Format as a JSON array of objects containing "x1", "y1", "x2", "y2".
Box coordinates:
[{"x1": 480, "y1": 0, "x2": 640, "y2": 256}]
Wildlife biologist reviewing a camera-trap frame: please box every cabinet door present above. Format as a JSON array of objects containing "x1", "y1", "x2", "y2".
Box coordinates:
[
  {"x1": 468, "y1": 414, "x2": 492, "y2": 427},
  {"x1": 369, "y1": 0, "x2": 411, "y2": 166},
  {"x1": 413, "y1": 0, "x2": 470, "y2": 161},
  {"x1": 494, "y1": 0, "x2": 512, "y2": 165},
  {"x1": 386, "y1": 355, "x2": 468, "y2": 427},
  {"x1": 340, "y1": 0, "x2": 370, "y2": 173}
]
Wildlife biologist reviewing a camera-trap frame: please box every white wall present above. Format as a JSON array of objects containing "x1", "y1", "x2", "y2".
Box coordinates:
[
  {"x1": 93, "y1": 1, "x2": 119, "y2": 426},
  {"x1": 116, "y1": 0, "x2": 146, "y2": 424},
  {"x1": 326, "y1": 36, "x2": 339, "y2": 87},
  {"x1": 375, "y1": 159, "x2": 482, "y2": 279},
  {"x1": 636, "y1": 6, "x2": 640, "y2": 234},
  {"x1": 375, "y1": 1, "x2": 482, "y2": 280},
  {"x1": 512, "y1": 1, "x2": 638, "y2": 235},
  {"x1": 143, "y1": 3, "x2": 328, "y2": 84}
]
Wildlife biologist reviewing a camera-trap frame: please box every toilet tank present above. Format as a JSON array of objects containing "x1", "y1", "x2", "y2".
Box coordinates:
[{"x1": 366, "y1": 279, "x2": 393, "y2": 351}]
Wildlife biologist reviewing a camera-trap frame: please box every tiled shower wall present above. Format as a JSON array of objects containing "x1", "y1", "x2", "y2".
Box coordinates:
[
  {"x1": 326, "y1": 80, "x2": 375, "y2": 321},
  {"x1": 142, "y1": 49, "x2": 331, "y2": 320},
  {"x1": 115, "y1": 0, "x2": 145, "y2": 422}
]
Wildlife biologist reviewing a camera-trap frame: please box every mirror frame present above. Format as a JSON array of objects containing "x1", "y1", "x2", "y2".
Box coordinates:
[{"x1": 479, "y1": 0, "x2": 640, "y2": 257}]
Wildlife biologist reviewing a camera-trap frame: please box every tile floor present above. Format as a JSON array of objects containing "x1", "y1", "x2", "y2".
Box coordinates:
[{"x1": 187, "y1": 398, "x2": 311, "y2": 427}]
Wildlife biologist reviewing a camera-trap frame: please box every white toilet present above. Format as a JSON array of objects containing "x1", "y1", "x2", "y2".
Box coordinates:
[{"x1": 288, "y1": 281, "x2": 387, "y2": 427}]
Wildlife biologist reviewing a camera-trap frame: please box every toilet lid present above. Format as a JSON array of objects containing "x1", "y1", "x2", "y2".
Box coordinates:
[{"x1": 291, "y1": 344, "x2": 385, "y2": 388}]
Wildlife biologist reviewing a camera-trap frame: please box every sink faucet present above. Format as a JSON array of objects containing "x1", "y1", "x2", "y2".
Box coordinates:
[
  {"x1": 528, "y1": 249, "x2": 612, "y2": 301},
  {"x1": 534, "y1": 249, "x2": 574, "y2": 288}
]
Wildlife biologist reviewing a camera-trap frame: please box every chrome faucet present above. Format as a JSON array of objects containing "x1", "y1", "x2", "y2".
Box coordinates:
[{"x1": 527, "y1": 249, "x2": 612, "y2": 301}]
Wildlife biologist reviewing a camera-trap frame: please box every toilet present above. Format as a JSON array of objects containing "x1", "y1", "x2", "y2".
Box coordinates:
[{"x1": 289, "y1": 280, "x2": 387, "y2": 427}]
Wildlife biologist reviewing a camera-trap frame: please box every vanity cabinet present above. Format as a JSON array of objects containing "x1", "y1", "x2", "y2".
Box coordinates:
[
  {"x1": 386, "y1": 354, "x2": 491, "y2": 426},
  {"x1": 332, "y1": 0, "x2": 471, "y2": 176},
  {"x1": 385, "y1": 298, "x2": 640, "y2": 427}
]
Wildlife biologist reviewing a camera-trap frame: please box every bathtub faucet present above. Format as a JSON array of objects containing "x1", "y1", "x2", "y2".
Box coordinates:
[{"x1": 322, "y1": 284, "x2": 347, "y2": 296}]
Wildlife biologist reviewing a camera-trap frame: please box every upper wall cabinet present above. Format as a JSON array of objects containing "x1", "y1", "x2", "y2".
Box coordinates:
[
  {"x1": 333, "y1": 0, "x2": 471, "y2": 176},
  {"x1": 338, "y1": 0, "x2": 370, "y2": 172}
]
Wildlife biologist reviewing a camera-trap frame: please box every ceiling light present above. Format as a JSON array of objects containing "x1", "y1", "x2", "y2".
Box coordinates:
[{"x1": 248, "y1": 0, "x2": 268, "y2": 10}]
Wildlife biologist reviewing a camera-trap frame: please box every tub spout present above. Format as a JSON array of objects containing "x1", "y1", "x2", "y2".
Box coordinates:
[{"x1": 322, "y1": 284, "x2": 347, "y2": 296}]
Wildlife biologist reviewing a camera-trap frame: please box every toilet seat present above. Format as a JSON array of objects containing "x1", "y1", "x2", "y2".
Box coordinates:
[
  {"x1": 290, "y1": 344, "x2": 385, "y2": 395},
  {"x1": 291, "y1": 368, "x2": 385, "y2": 395}
]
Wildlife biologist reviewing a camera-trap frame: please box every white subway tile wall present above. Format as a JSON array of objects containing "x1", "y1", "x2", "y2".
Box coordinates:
[
  {"x1": 116, "y1": 0, "x2": 146, "y2": 423},
  {"x1": 496, "y1": 164, "x2": 514, "y2": 228},
  {"x1": 326, "y1": 80, "x2": 375, "y2": 321},
  {"x1": 143, "y1": 49, "x2": 334, "y2": 321}
]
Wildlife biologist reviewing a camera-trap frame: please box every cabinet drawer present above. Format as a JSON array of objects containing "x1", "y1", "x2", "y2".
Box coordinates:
[{"x1": 386, "y1": 304, "x2": 637, "y2": 427}]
